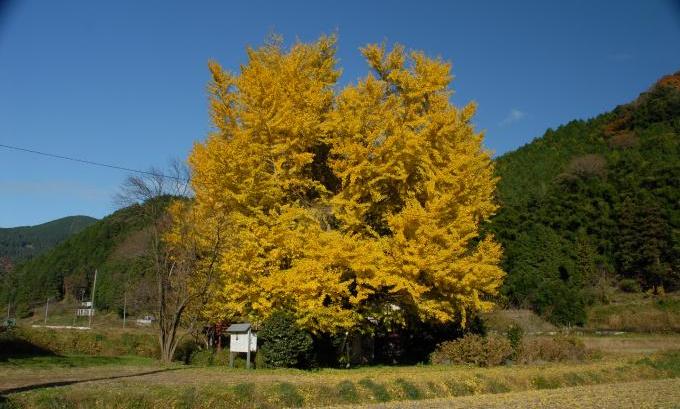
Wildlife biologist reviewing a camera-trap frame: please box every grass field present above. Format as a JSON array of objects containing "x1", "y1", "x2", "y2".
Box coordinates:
[
  {"x1": 581, "y1": 333, "x2": 680, "y2": 355},
  {"x1": 586, "y1": 293, "x2": 680, "y2": 333},
  {"x1": 2, "y1": 339, "x2": 680, "y2": 408},
  {"x1": 3, "y1": 296, "x2": 680, "y2": 408},
  {"x1": 339, "y1": 378, "x2": 680, "y2": 408}
]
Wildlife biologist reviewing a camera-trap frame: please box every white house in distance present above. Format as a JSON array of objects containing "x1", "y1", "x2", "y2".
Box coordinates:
[{"x1": 76, "y1": 301, "x2": 93, "y2": 317}]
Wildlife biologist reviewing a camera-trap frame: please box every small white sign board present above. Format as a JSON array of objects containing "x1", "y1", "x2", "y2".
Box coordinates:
[
  {"x1": 229, "y1": 332, "x2": 257, "y2": 352},
  {"x1": 76, "y1": 308, "x2": 93, "y2": 317}
]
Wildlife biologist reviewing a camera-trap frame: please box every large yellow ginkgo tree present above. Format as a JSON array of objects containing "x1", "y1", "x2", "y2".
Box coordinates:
[{"x1": 184, "y1": 35, "x2": 504, "y2": 333}]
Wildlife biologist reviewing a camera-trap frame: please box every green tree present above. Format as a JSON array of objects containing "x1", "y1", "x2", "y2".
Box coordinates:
[
  {"x1": 637, "y1": 199, "x2": 671, "y2": 291},
  {"x1": 617, "y1": 196, "x2": 674, "y2": 291},
  {"x1": 575, "y1": 234, "x2": 597, "y2": 288},
  {"x1": 616, "y1": 196, "x2": 638, "y2": 279},
  {"x1": 259, "y1": 311, "x2": 314, "y2": 368}
]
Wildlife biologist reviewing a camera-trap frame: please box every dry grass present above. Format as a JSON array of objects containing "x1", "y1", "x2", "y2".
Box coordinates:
[
  {"x1": 339, "y1": 378, "x2": 680, "y2": 408},
  {"x1": 581, "y1": 334, "x2": 680, "y2": 355},
  {"x1": 2, "y1": 350, "x2": 679, "y2": 408},
  {"x1": 586, "y1": 293, "x2": 680, "y2": 333},
  {"x1": 430, "y1": 334, "x2": 513, "y2": 366},
  {"x1": 3, "y1": 326, "x2": 680, "y2": 408},
  {"x1": 2, "y1": 326, "x2": 159, "y2": 359},
  {"x1": 0, "y1": 356, "x2": 158, "y2": 392},
  {"x1": 516, "y1": 335, "x2": 588, "y2": 363},
  {"x1": 481, "y1": 309, "x2": 556, "y2": 334}
]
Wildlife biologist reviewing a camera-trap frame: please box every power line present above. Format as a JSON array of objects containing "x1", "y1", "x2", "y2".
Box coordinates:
[{"x1": 0, "y1": 143, "x2": 187, "y2": 181}]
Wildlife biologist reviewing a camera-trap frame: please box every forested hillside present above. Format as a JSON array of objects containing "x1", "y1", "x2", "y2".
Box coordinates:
[
  {"x1": 488, "y1": 72, "x2": 680, "y2": 325},
  {"x1": 0, "y1": 216, "x2": 97, "y2": 263},
  {"x1": 0, "y1": 199, "x2": 170, "y2": 316}
]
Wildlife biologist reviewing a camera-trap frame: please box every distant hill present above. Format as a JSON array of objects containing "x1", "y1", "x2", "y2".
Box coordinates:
[
  {"x1": 1, "y1": 197, "x2": 173, "y2": 316},
  {"x1": 488, "y1": 72, "x2": 680, "y2": 325},
  {"x1": 0, "y1": 216, "x2": 98, "y2": 263}
]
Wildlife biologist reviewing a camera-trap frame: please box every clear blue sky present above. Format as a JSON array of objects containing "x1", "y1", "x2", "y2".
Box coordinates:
[{"x1": 1, "y1": 0, "x2": 679, "y2": 227}]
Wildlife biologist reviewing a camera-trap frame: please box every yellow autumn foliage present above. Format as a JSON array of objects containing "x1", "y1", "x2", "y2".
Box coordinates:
[{"x1": 183, "y1": 35, "x2": 504, "y2": 333}]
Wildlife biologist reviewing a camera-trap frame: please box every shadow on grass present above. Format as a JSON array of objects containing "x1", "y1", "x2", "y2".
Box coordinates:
[
  {"x1": 0, "y1": 367, "x2": 187, "y2": 396},
  {"x1": 0, "y1": 338, "x2": 56, "y2": 363},
  {"x1": 395, "y1": 378, "x2": 422, "y2": 400},
  {"x1": 3, "y1": 355, "x2": 153, "y2": 369},
  {"x1": 336, "y1": 380, "x2": 359, "y2": 403},
  {"x1": 277, "y1": 382, "x2": 304, "y2": 407},
  {"x1": 358, "y1": 378, "x2": 390, "y2": 402}
]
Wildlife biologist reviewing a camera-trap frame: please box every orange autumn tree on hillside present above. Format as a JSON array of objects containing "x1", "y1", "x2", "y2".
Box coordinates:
[{"x1": 183, "y1": 35, "x2": 504, "y2": 333}]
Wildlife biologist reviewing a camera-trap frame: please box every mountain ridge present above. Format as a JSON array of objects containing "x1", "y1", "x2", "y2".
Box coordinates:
[
  {"x1": 1, "y1": 215, "x2": 96, "y2": 230},
  {"x1": 0, "y1": 215, "x2": 98, "y2": 264}
]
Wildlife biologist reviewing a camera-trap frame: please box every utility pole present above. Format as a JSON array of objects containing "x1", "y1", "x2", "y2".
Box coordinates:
[
  {"x1": 247, "y1": 327, "x2": 252, "y2": 370},
  {"x1": 89, "y1": 269, "x2": 98, "y2": 328},
  {"x1": 123, "y1": 289, "x2": 127, "y2": 328},
  {"x1": 44, "y1": 297, "x2": 50, "y2": 325},
  {"x1": 7, "y1": 288, "x2": 16, "y2": 322}
]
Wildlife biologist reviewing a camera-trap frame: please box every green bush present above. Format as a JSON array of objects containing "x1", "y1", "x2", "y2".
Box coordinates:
[
  {"x1": 619, "y1": 278, "x2": 642, "y2": 293},
  {"x1": 174, "y1": 339, "x2": 201, "y2": 364},
  {"x1": 533, "y1": 375, "x2": 561, "y2": 389},
  {"x1": 254, "y1": 350, "x2": 266, "y2": 369},
  {"x1": 189, "y1": 348, "x2": 232, "y2": 366},
  {"x1": 506, "y1": 324, "x2": 524, "y2": 354},
  {"x1": 259, "y1": 311, "x2": 314, "y2": 368},
  {"x1": 430, "y1": 334, "x2": 513, "y2": 367},
  {"x1": 189, "y1": 349, "x2": 214, "y2": 366},
  {"x1": 215, "y1": 349, "x2": 232, "y2": 366}
]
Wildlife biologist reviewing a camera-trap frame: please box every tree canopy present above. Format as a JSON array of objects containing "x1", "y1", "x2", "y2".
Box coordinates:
[{"x1": 187, "y1": 35, "x2": 503, "y2": 334}]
